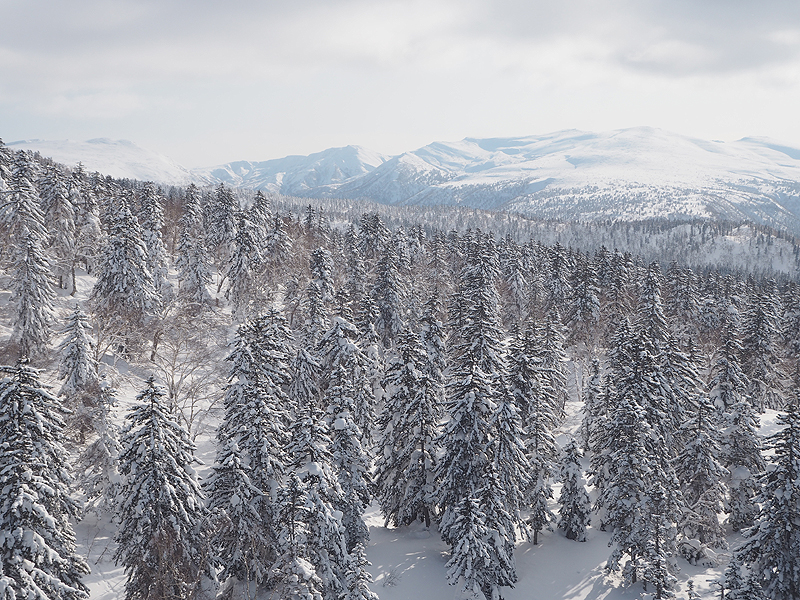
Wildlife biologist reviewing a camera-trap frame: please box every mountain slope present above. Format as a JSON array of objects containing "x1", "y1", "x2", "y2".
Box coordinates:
[
  {"x1": 199, "y1": 127, "x2": 800, "y2": 233},
  {"x1": 191, "y1": 145, "x2": 389, "y2": 196},
  {"x1": 7, "y1": 138, "x2": 199, "y2": 185}
]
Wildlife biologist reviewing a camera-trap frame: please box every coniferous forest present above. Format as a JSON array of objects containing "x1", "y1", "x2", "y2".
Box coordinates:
[{"x1": 1, "y1": 141, "x2": 800, "y2": 600}]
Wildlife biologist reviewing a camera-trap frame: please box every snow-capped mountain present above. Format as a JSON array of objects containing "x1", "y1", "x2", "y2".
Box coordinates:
[
  {"x1": 11, "y1": 129, "x2": 800, "y2": 233},
  {"x1": 200, "y1": 127, "x2": 800, "y2": 233},
  {"x1": 7, "y1": 138, "x2": 200, "y2": 185},
  {"x1": 191, "y1": 145, "x2": 389, "y2": 196}
]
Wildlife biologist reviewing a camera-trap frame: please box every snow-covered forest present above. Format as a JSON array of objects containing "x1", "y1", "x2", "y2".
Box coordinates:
[{"x1": 1, "y1": 139, "x2": 799, "y2": 600}]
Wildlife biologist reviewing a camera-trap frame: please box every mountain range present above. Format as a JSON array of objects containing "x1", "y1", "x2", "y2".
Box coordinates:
[{"x1": 10, "y1": 127, "x2": 800, "y2": 234}]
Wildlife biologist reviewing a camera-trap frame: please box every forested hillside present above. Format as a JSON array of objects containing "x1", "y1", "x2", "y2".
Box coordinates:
[{"x1": 1, "y1": 140, "x2": 799, "y2": 600}]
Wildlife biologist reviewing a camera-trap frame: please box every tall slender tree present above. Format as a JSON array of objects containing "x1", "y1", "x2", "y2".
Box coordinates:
[{"x1": 0, "y1": 363, "x2": 90, "y2": 600}]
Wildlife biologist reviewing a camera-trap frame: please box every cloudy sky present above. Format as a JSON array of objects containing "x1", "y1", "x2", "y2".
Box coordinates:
[{"x1": 1, "y1": 0, "x2": 799, "y2": 167}]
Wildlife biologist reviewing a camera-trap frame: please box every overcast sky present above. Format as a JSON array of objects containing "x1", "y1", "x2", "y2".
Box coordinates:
[{"x1": 2, "y1": 0, "x2": 800, "y2": 167}]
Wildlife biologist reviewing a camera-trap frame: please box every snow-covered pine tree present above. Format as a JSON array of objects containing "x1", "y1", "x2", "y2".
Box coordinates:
[
  {"x1": 580, "y1": 357, "x2": 604, "y2": 452},
  {"x1": 175, "y1": 183, "x2": 212, "y2": 308},
  {"x1": 286, "y1": 386, "x2": 348, "y2": 600},
  {"x1": 372, "y1": 232, "x2": 407, "y2": 347},
  {"x1": 674, "y1": 395, "x2": 728, "y2": 562},
  {"x1": 444, "y1": 496, "x2": 497, "y2": 600},
  {"x1": 565, "y1": 254, "x2": 601, "y2": 351},
  {"x1": 600, "y1": 395, "x2": 653, "y2": 586},
  {"x1": 10, "y1": 231, "x2": 55, "y2": 360},
  {"x1": 734, "y1": 396, "x2": 800, "y2": 600},
  {"x1": 205, "y1": 438, "x2": 270, "y2": 588},
  {"x1": 722, "y1": 399, "x2": 765, "y2": 531},
  {"x1": 270, "y1": 473, "x2": 324, "y2": 600},
  {"x1": 205, "y1": 183, "x2": 238, "y2": 266},
  {"x1": 343, "y1": 543, "x2": 379, "y2": 600},
  {"x1": 724, "y1": 558, "x2": 766, "y2": 600},
  {"x1": 509, "y1": 320, "x2": 559, "y2": 545},
  {"x1": 73, "y1": 382, "x2": 120, "y2": 516},
  {"x1": 640, "y1": 483, "x2": 678, "y2": 599},
  {"x1": 39, "y1": 164, "x2": 76, "y2": 290},
  {"x1": 57, "y1": 305, "x2": 99, "y2": 398},
  {"x1": 56, "y1": 304, "x2": 100, "y2": 442},
  {"x1": 1, "y1": 150, "x2": 47, "y2": 252},
  {"x1": 326, "y1": 363, "x2": 372, "y2": 552},
  {"x1": 0, "y1": 362, "x2": 90, "y2": 600},
  {"x1": 376, "y1": 327, "x2": 441, "y2": 528},
  {"x1": 115, "y1": 376, "x2": 213, "y2": 600},
  {"x1": 225, "y1": 211, "x2": 265, "y2": 321},
  {"x1": 317, "y1": 316, "x2": 375, "y2": 446},
  {"x1": 437, "y1": 231, "x2": 520, "y2": 595},
  {"x1": 708, "y1": 317, "x2": 749, "y2": 412},
  {"x1": 91, "y1": 192, "x2": 159, "y2": 337},
  {"x1": 248, "y1": 190, "x2": 272, "y2": 238},
  {"x1": 741, "y1": 281, "x2": 787, "y2": 411},
  {"x1": 557, "y1": 438, "x2": 591, "y2": 542},
  {"x1": 138, "y1": 182, "x2": 170, "y2": 299},
  {"x1": 212, "y1": 311, "x2": 293, "y2": 579}
]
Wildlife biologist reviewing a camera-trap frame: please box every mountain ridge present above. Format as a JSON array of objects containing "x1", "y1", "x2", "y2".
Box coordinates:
[{"x1": 9, "y1": 128, "x2": 800, "y2": 234}]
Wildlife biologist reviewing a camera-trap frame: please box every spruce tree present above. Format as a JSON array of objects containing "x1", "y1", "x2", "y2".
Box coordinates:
[
  {"x1": 735, "y1": 398, "x2": 800, "y2": 600},
  {"x1": 39, "y1": 164, "x2": 76, "y2": 290},
  {"x1": 271, "y1": 474, "x2": 324, "y2": 600},
  {"x1": 137, "y1": 183, "x2": 170, "y2": 298},
  {"x1": 91, "y1": 193, "x2": 159, "y2": 336},
  {"x1": 57, "y1": 305, "x2": 99, "y2": 398},
  {"x1": 10, "y1": 231, "x2": 55, "y2": 359},
  {"x1": 0, "y1": 363, "x2": 90, "y2": 600},
  {"x1": 175, "y1": 183, "x2": 211, "y2": 308},
  {"x1": 376, "y1": 327, "x2": 441, "y2": 528},
  {"x1": 1, "y1": 150, "x2": 47, "y2": 251},
  {"x1": 722, "y1": 399, "x2": 765, "y2": 531},
  {"x1": 557, "y1": 438, "x2": 591, "y2": 542},
  {"x1": 675, "y1": 396, "x2": 728, "y2": 562},
  {"x1": 343, "y1": 543, "x2": 379, "y2": 600},
  {"x1": 741, "y1": 281, "x2": 786, "y2": 411},
  {"x1": 115, "y1": 377, "x2": 212, "y2": 600},
  {"x1": 326, "y1": 363, "x2": 372, "y2": 552}
]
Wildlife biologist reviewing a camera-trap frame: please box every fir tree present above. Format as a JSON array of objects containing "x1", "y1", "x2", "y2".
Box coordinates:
[
  {"x1": 708, "y1": 318, "x2": 749, "y2": 412},
  {"x1": 39, "y1": 164, "x2": 76, "y2": 290},
  {"x1": 326, "y1": 363, "x2": 372, "y2": 552},
  {"x1": 735, "y1": 398, "x2": 800, "y2": 600},
  {"x1": 557, "y1": 439, "x2": 591, "y2": 542},
  {"x1": 0, "y1": 363, "x2": 90, "y2": 600},
  {"x1": 225, "y1": 212, "x2": 265, "y2": 321},
  {"x1": 444, "y1": 496, "x2": 497, "y2": 600},
  {"x1": 91, "y1": 194, "x2": 159, "y2": 335},
  {"x1": 137, "y1": 182, "x2": 170, "y2": 298},
  {"x1": 343, "y1": 543, "x2": 379, "y2": 600},
  {"x1": 114, "y1": 377, "x2": 213, "y2": 600},
  {"x1": 10, "y1": 231, "x2": 55, "y2": 359},
  {"x1": 376, "y1": 327, "x2": 441, "y2": 528},
  {"x1": 1, "y1": 151, "x2": 47, "y2": 250},
  {"x1": 675, "y1": 397, "x2": 728, "y2": 562},
  {"x1": 175, "y1": 183, "x2": 211, "y2": 308},
  {"x1": 741, "y1": 282, "x2": 786, "y2": 411},
  {"x1": 722, "y1": 399, "x2": 765, "y2": 531},
  {"x1": 271, "y1": 474, "x2": 324, "y2": 600},
  {"x1": 57, "y1": 305, "x2": 99, "y2": 398},
  {"x1": 205, "y1": 439, "x2": 270, "y2": 587},
  {"x1": 73, "y1": 382, "x2": 120, "y2": 516}
]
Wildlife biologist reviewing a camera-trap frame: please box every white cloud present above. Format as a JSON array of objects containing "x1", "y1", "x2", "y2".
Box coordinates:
[{"x1": 1, "y1": 0, "x2": 800, "y2": 165}]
